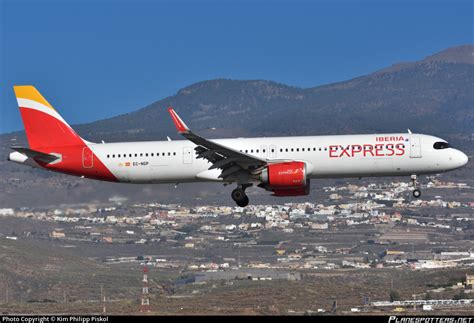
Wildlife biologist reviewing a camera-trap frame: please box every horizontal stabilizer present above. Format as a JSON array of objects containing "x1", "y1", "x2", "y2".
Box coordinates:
[{"x1": 10, "y1": 146, "x2": 60, "y2": 163}]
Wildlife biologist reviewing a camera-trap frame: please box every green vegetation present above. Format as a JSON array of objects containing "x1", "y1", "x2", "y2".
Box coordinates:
[{"x1": 389, "y1": 290, "x2": 401, "y2": 302}]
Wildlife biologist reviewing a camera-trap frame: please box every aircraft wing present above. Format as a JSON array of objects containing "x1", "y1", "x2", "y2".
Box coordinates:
[
  {"x1": 168, "y1": 107, "x2": 267, "y2": 180},
  {"x1": 10, "y1": 146, "x2": 60, "y2": 163}
]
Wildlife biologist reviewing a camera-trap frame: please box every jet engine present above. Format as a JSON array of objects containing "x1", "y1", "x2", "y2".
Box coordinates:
[{"x1": 257, "y1": 161, "x2": 310, "y2": 196}]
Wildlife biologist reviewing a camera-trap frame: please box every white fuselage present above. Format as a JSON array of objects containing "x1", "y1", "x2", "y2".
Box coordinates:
[{"x1": 88, "y1": 133, "x2": 468, "y2": 184}]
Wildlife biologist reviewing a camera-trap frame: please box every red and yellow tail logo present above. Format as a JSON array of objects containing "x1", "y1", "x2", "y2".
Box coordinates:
[{"x1": 14, "y1": 86, "x2": 84, "y2": 149}]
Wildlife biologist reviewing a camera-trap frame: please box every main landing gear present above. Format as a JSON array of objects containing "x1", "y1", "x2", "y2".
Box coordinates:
[
  {"x1": 411, "y1": 174, "x2": 421, "y2": 198},
  {"x1": 231, "y1": 184, "x2": 251, "y2": 207}
]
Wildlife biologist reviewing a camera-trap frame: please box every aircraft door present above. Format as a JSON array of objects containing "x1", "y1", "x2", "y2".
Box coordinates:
[
  {"x1": 82, "y1": 147, "x2": 94, "y2": 168},
  {"x1": 183, "y1": 147, "x2": 193, "y2": 164},
  {"x1": 410, "y1": 137, "x2": 422, "y2": 158}
]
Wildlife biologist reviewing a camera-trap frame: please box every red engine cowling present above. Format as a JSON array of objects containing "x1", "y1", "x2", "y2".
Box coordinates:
[{"x1": 259, "y1": 161, "x2": 307, "y2": 188}]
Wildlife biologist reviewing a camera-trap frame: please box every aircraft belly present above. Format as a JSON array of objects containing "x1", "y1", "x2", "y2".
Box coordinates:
[{"x1": 114, "y1": 162, "x2": 207, "y2": 184}]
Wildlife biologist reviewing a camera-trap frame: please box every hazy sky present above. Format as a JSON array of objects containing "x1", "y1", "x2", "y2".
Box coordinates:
[{"x1": 1, "y1": 0, "x2": 472, "y2": 133}]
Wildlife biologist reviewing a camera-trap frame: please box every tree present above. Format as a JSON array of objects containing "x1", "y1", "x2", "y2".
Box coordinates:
[{"x1": 390, "y1": 290, "x2": 401, "y2": 302}]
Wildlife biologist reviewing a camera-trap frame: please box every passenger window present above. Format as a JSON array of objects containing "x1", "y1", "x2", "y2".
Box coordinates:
[
  {"x1": 107, "y1": 155, "x2": 110, "y2": 158},
  {"x1": 135, "y1": 154, "x2": 137, "y2": 157},
  {"x1": 168, "y1": 152, "x2": 171, "y2": 156},
  {"x1": 112, "y1": 154, "x2": 115, "y2": 158},
  {"x1": 173, "y1": 152, "x2": 176, "y2": 156}
]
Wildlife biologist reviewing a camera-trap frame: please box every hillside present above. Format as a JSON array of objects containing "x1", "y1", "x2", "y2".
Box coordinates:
[{"x1": 61, "y1": 44, "x2": 474, "y2": 143}]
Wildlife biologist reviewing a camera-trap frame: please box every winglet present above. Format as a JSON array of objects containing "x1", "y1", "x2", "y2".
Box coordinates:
[{"x1": 168, "y1": 107, "x2": 190, "y2": 133}]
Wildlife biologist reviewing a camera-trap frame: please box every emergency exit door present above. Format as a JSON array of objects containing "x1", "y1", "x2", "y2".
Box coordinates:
[
  {"x1": 183, "y1": 147, "x2": 193, "y2": 164},
  {"x1": 82, "y1": 147, "x2": 94, "y2": 168},
  {"x1": 410, "y1": 137, "x2": 422, "y2": 158}
]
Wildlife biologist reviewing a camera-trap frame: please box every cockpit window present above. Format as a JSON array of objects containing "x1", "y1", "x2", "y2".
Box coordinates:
[{"x1": 433, "y1": 142, "x2": 451, "y2": 150}]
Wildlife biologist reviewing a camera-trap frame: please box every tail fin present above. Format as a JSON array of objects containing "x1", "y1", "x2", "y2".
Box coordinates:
[{"x1": 13, "y1": 86, "x2": 85, "y2": 149}]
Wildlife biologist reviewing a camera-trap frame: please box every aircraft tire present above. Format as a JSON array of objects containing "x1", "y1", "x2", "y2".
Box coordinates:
[
  {"x1": 236, "y1": 195, "x2": 249, "y2": 207},
  {"x1": 413, "y1": 189, "x2": 421, "y2": 198},
  {"x1": 231, "y1": 187, "x2": 246, "y2": 202}
]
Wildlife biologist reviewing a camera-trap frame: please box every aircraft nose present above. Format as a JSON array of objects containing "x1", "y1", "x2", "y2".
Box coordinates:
[{"x1": 453, "y1": 150, "x2": 468, "y2": 168}]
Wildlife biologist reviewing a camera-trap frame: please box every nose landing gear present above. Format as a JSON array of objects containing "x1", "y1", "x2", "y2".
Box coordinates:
[
  {"x1": 411, "y1": 174, "x2": 421, "y2": 198},
  {"x1": 413, "y1": 189, "x2": 421, "y2": 198},
  {"x1": 231, "y1": 184, "x2": 251, "y2": 207}
]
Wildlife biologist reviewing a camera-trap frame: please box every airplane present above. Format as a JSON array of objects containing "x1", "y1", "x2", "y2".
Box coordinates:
[{"x1": 8, "y1": 86, "x2": 469, "y2": 207}]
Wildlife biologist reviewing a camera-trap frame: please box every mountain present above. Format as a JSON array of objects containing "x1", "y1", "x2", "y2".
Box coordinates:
[{"x1": 63, "y1": 44, "x2": 474, "y2": 143}]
